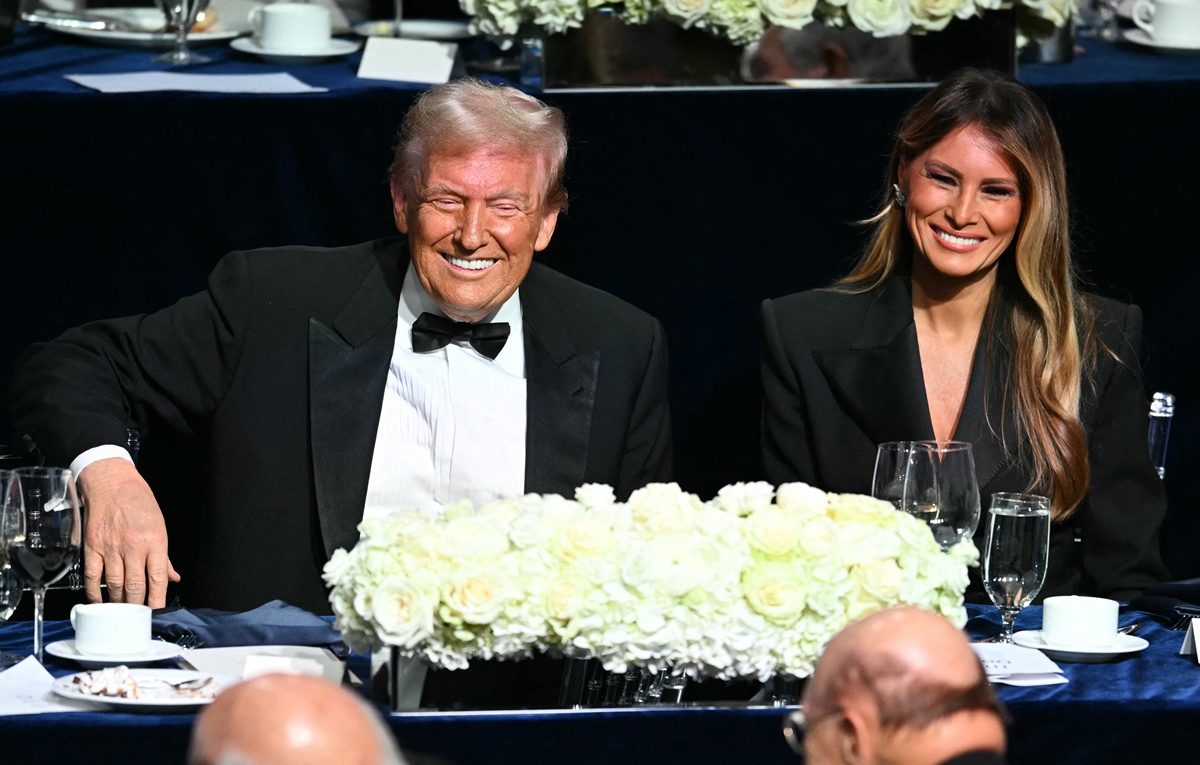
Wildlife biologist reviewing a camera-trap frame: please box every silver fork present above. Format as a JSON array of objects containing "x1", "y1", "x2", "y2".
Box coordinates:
[{"x1": 174, "y1": 633, "x2": 206, "y2": 650}]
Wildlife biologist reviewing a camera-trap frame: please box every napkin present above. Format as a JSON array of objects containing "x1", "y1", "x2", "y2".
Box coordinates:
[
  {"x1": 970, "y1": 643, "x2": 1068, "y2": 687},
  {"x1": 152, "y1": 599, "x2": 344, "y2": 654}
]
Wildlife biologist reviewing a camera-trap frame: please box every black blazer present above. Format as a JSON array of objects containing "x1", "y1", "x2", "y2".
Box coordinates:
[
  {"x1": 9, "y1": 238, "x2": 673, "y2": 613},
  {"x1": 761, "y1": 276, "x2": 1168, "y2": 601}
]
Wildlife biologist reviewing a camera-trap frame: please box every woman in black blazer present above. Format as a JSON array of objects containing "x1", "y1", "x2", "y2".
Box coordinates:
[{"x1": 761, "y1": 69, "x2": 1168, "y2": 601}]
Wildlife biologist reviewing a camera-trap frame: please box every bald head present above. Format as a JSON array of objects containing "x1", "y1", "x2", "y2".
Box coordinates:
[
  {"x1": 801, "y1": 607, "x2": 1006, "y2": 765},
  {"x1": 189, "y1": 674, "x2": 406, "y2": 765}
]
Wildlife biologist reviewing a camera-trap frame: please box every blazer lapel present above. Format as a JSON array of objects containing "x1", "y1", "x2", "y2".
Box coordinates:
[
  {"x1": 520, "y1": 265, "x2": 597, "y2": 496},
  {"x1": 813, "y1": 278, "x2": 935, "y2": 446},
  {"x1": 955, "y1": 313, "x2": 1016, "y2": 491},
  {"x1": 309, "y1": 247, "x2": 406, "y2": 559}
]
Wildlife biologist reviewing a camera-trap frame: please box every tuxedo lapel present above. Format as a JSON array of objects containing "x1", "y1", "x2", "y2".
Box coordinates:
[
  {"x1": 813, "y1": 278, "x2": 935, "y2": 446},
  {"x1": 521, "y1": 265, "x2": 597, "y2": 496},
  {"x1": 309, "y1": 247, "x2": 406, "y2": 559}
]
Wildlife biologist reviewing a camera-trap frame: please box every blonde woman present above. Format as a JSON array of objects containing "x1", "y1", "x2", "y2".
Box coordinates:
[{"x1": 761, "y1": 68, "x2": 1168, "y2": 600}]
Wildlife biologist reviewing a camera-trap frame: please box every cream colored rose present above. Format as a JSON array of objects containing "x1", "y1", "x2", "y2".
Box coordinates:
[
  {"x1": 741, "y1": 563, "x2": 808, "y2": 626},
  {"x1": 373, "y1": 577, "x2": 435, "y2": 648},
  {"x1": 660, "y1": 0, "x2": 715, "y2": 23},
  {"x1": 438, "y1": 517, "x2": 509, "y2": 561},
  {"x1": 857, "y1": 559, "x2": 903, "y2": 601},
  {"x1": 630, "y1": 490, "x2": 696, "y2": 535},
  {"x1": 908, "y1": 0, "x2": 963, "y2": 30},
  {"x1": 797, "y1": 516, "x2": 839, "y2": 558},
  {"x1": 509, "y1": 511, "x2": 551, "y2": 549},
  {"x1": 556, "y1": 515, "x2": 617, "y2": 559},
  {"x1": 846, "y1": 0, "x2": 910, "y2": 37},
  {"x1": 743, "y1": 506, "x2": 803, "y2": 558},
  {"x1": 839, "y1": 525, "x2": 902, "y2": 566},
  {"x1": 545, "y1": 573, "x2": 589, "y2": 621},
  {"x1": 826, "y1": 493, "x2": 894, "y2": 524},
  {"x1": 442, "y1": 571, "x2": 506, "y2": 626},
  {"x1": 756, "y1": 0, "x2": 818, "y2": 27}
]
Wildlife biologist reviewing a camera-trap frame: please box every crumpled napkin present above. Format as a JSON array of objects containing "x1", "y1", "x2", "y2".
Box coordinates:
[{"x1": 152, "y1": 599, "x2": 344, "y2": 654}]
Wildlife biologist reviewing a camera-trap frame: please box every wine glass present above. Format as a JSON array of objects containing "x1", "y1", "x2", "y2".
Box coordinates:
[
  {"x1": 923, "y1": 441, "x2": 981, "y2": 551},
  {"x1": 3, "y1": 467, "x2": 82, "y2": 663},
  {"x1": 872, "y1": 440, "x2": 940, "y2": 521},
  {"x1": 0, "y1": 471, "x2": 24, "y2": 668},
  {"x1": 982, "y1": 493, "x2": 1051, "y2": 643},
  {"x1": 153, "y1": 0, "x2": 212, "y2": 66}
]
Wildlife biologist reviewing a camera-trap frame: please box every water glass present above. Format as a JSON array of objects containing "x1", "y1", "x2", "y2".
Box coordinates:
[{"x1": 982, "y1": 492, "x2": 1051, "y2": 643}]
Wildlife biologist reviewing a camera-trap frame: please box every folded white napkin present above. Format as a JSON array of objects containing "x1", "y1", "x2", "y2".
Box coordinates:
[
  {"x1": 971, "y1": 643, "x2": 1068, "y2": 687},
  {"x1": 66, "y1": 72, "x2": 327, "y2": 94}
]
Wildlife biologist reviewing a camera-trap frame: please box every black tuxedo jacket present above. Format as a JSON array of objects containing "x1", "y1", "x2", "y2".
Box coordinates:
[
  {"x1": 760, "y1": 276, "x2": 1168, "y2": 601},
  {"x1": 9, "y1": 238, "x2": 673, "y2": 613}
]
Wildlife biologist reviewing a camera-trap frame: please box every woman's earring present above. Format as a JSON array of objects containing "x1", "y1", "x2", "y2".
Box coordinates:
[{"x1": 893, "y1": 183, "x2": 907, "y2": 209}]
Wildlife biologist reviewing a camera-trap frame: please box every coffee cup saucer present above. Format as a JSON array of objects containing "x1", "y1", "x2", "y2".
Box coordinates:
[
  {"x1": 1121, "y1": 29, "x2": 1200, "y2": 55},
  {"x1": 45, "y1": 639, "x2": 183, "y2": 669},
  {"x1": 230, "y1": 36, "x2": 361, "y2": 65},
  {"x1": 1012, "y1": 630, "x2": 1149, "y2": 663}
]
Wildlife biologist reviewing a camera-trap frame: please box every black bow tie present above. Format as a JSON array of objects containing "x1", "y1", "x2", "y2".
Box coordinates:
[{"x1": 411, "y1": 312, "x2": 511, "y2": 361}]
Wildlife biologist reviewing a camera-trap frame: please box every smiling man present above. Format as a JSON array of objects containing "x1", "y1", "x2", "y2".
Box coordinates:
[{"x1": 8, "y1": 80, "x2": 673, "y2": 618}]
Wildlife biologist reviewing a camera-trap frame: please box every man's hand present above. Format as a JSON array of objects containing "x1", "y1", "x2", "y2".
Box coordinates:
[{"x1": 76, "y1": 458, "x2": 180, "y2": 608}]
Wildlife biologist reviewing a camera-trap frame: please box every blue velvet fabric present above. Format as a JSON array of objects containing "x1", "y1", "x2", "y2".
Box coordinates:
[{"x1": 2, "y1": 605, "x2": 1198, "y2": 764}]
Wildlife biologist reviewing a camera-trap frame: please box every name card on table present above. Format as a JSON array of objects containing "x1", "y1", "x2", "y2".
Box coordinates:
[
  {"x1": 356, "y1": 37, "x2": 456, "y2": 84},
  {"x1": 971, "y1": 643, "x2": 1068, "y2": 687},
  {"x1": 1179, "y1": 619, "x2": 1200, "y2": 662}
]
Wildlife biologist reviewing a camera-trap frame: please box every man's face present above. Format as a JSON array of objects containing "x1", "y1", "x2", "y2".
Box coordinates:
[{"x1": 393, "y1": 144, "x2": 560, "y2": 324}]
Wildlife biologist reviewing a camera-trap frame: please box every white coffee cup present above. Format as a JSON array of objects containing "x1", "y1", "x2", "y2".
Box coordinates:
[
  {"x1": 70, "y1": 602, "x2": 152, "y2": 656},
  {"x1": 1132, "y1": 0, "x2": 1200, "y2": 45},
  {"x1": 1041, "y1": 595, "x2": 1118, "y2": 648},
  {"x1": 249, "y1": 2, "x2": 331, "y2": 53}
]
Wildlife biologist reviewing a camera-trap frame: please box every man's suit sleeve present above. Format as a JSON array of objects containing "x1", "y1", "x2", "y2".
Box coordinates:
[
  {"x1": 8, "y1": 252, "x2": 252, "y2": 467},
  {"x1": 615, "y1": 318, "x2": 673, "y2": 498},
  {"x1": 760, "y1": 298, "x2": 817, "y2": 487},
  {"x1": 1081, "y1": 302, "x2": 1170, "y2": 599}
]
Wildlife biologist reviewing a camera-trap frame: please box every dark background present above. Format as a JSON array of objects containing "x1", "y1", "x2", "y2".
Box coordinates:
[{"x1": 2, "y1": 73, "x2": 1196, "y2": 584}]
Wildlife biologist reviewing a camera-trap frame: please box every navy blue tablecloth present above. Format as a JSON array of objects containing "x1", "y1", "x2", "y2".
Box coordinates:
[{"x1": 2, "y1": 604, "x2": 1198, "y2": 765}]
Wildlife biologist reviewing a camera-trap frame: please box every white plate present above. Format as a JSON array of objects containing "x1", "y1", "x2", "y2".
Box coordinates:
[
  {"x1": 51, "y1": 669, "x2": 233, "y2": 712},
  {"x1": 45, "y1": 639, "x2": 183, "y2": 669},
  {"x1": 39, "y1": 8, "x2": 242, "y2": 48},
  {"x1": 353, "y1": 18, "x2": 473, "y2": 40},
  {"x1": 1121, "y1": 28, "x2": 1200, "y2": 53},
  {"x1": 231, "y1": 36, "x2": 361, "y2": 65},
  {"x1": 1012, "y1": 630, "x2": 1149, "y2": 663}
]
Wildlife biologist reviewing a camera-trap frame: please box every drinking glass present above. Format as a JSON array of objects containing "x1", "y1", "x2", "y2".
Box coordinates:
[
  {"x1": 152, "y1": 0, "x2": 212, "y2": 65},
  {"x1": 873, "y1": 441, "x2": 938, "y2": 517},
  {"x1": 982, "y1": 493, "x2": 1051, "y2": 643},
  {"x1": 0, "y1": 472, "x2": 23, "y2": 668},
  {"x1": 924, "y1": 441, "x2": 981, "y2": 551},
  {"x1": 3, "y1": 467, "x2": 82, "y2": 663}
]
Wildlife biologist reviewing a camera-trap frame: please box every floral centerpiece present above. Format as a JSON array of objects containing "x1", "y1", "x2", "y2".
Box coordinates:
[
  {"x1": 463, "y1": 0, "x2": 1076, "y2": 47},
  {"x1": 325, "y1": 482, "x2": 976, "y2": 682}
]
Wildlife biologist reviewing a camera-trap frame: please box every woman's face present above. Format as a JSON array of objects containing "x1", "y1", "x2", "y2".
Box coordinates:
[{"x1": 900, "y1": 123, "x2": 1023, "y2": 290}]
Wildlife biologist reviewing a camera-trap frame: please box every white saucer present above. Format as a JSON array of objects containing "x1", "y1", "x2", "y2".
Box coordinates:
[
  {"x1": 230, "y1": 36, "x2": 362, "y2": 65},
  {"x1": 52, "y1": 669, "x2": 232, "y2": 712},
  {"x1": 45, "y1": 639, "x2": 183, "y2": 669},
  {"x1": 353, "y1": 18, "x2": 473, "y2": 39},
  {"x1": 39, "y1": 8, "x2": 242, "y2": 48},
  {"x1": 1121, "y1": 29, "x2": 1200, "y2": 54},
  {"x1": 1012, "y1": 630, "x2": 1149, "y2": 663}
]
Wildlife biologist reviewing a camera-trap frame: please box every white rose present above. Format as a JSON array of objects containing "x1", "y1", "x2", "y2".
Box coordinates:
[
  {"x1": 741, "y1": 562, "x2": 808, "y2": 626},
  {"x1": 441, "y1": 570, "x2": 507, "y2": 626},
  {"x1": 545, "y1": 572, "x2": 589, "y2": 622},
  {"x1": 556, "y1": 515, "x2": 617, "y2": 559},
  {"x1": 797, "y1": 516, "x2": 839, "y2": 558},
  {"x1": 857, "y1": 559, "x2": 904, "y2": 601},
  {"x1": 660, "y1": 0, "x2": 715, "y2": 24},
  {"x1": 438, "y1": 517, "x2": 510, "y2": 561},
  {"x1": 847, "y1": 0, "x2": 911, "y2": 37},
  {"x1": 756, "y1": 0, "x2": 818, "y2": 27},
  {"x1": 775, "y1": 482, "x2": 827, "y2": 515},
  {"x1": 743, "y1": 506, "x2": 803, "y2": 558},
  {"x1": 372, "y1": 577, "x2": 436, "y2": 648},
  {"x1": 715, "y1": 482, "x2": 775, "y2": 516},
  {"x1": 629, "y1": 483, "x2": 698, "y2": 535},
  {"x1": 509, "y1": 510, "x2": 551, "y2": 549},
  {"x1": 839, "y1": 525, "x2": 902, "y2": 566},
  {"x1": 908, "y1": 0, "x2": 963, "y2": 30},
  {"x1": 649, "y1": 537, "x2": 712, "y2": 597},
  {"x1": 575, "y1": 483, "x2": 616, "y2": 508}
]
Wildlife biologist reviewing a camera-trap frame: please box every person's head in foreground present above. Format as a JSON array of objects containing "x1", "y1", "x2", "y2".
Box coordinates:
[
  {"x1": 793, "y1": 606, "x2": 1007, "y2": 765},
  {"x1": 844, "y1": 66, "x2": 1092, "y2": 522},
  {"x1": 188, "y1": 673, "x2": 408, "y2": 765},
  {"x1": 388, "y1": 77, "x2": 568, "y2": 324}
]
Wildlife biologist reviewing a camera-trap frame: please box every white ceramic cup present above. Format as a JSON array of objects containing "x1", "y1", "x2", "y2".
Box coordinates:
[
  {"x1": 1041, "y1": 595, "x2": 1119, "y2": 647},
  {"x1": 249, "y1": 3, "x2": 331, "y2": 53},
  {"x1": 1132, "y1": 0, "x2": 1200, "y2": 45},
  {"x1": 70, "y1": 603, "x2": 152, "y2": 656}
]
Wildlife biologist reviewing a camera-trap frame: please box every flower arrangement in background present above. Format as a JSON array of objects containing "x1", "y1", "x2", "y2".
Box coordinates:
[
  {"x1": 325, "y1": 482, "x2": 976, "y2": 681},
  {"x1": 462, "y1": 0, "x2": 1079, "y2": 46}
]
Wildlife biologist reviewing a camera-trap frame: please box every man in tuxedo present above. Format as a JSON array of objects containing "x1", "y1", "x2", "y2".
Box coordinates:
[
  {"x1": 8, "y1": 79, "x2": 672, "y2": 616},
  {"x1": 794, "y1": 607, "x2": 1007, "y2": 765}
]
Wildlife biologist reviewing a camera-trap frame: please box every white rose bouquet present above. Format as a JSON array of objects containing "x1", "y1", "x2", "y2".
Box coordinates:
[
  {"x1": 464, "y1": 0, "x2": 1076, "y2": 47},
  {"x1": 326, "y1": 481, "x2": 975, "y2": 682}
]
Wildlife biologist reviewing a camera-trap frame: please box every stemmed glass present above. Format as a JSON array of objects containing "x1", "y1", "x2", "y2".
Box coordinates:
[
  {"x1": 2, "y1": 467, "x2": 82, "y2": 663},
  {"x1": 153, "y1": 0, "x2": 212, "y2": 65},
  {"x1": 0, "y1": 471, "x2": 23, "y2": 668},
  {"x1": 982, "y1": 493, "x2": 1051, "y2": 643},
  {"x1": 873, "y1": 441, "x2": 980, "y2": 551}
]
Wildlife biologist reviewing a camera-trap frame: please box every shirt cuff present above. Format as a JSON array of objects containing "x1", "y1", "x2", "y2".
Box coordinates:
[{"x1": 71, "y1": 446, "x2": 135, "y2": 482}]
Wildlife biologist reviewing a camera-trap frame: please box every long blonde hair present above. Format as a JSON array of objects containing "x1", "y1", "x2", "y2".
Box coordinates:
[{"x1": 841, "y1": 68, "x2": 1095, "y2": 521}]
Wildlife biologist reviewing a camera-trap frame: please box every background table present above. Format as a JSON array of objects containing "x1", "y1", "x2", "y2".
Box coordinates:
[
  {"x1": 1, "y1": 605, "x2": 1197, "y2": 764},
  {"x1": 2, "y1": 27, "x2": 1198, "y2": 581}
]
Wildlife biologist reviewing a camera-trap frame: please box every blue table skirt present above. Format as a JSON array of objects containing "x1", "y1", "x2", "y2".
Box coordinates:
[{"x1": 2, "y1": 605, "x2": 1198, "y2": 765}]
